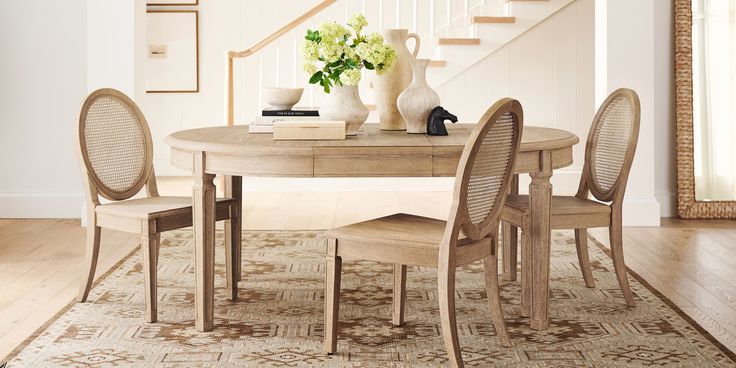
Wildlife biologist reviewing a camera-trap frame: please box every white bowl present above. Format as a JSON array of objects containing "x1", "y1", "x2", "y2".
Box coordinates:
[{"x1": 263, "y1": 87, "x2": 304, "y2": 110}]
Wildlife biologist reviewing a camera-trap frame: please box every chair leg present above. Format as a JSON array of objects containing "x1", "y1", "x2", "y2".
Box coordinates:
[
  {"x1": 76, "y1": 222, "x2": 101, "y2": 302},
  {"x1": 484, "y1": 253, "x2": 511, "y2": 347},
  {"x1": 324, "y1": 239, "x2": 342, "y2": 354},
  {"x1": 392, "y1": 264, "x2": 407, "y2": 326},
  {"x1": 438, "y1": 267, "x2": 464, "y2": 368},
  {"x1": 520, "y1": 225, "x2": 532, "y2": 318},
  {"x1": 609, "y1": 223, "x2": 635, "y2": 306},
  {"x1": 574, "y1": 229, "x2": 596, "y2": 288},
  {"x1": 502, "y1": 174, "x2": 520, "y2": 282},
  {"x1": 225, "y1": 203, "x2": 240, "y2": 301},
  {"x1": 502, "y1": 222, "x2": 518, "y2": 281},
  {"x1": 142, "y1": 231, "x2": 160, "y2": 323},
  {"x1": 224, "y1": 175, "x2": 243, "y2": 282}
]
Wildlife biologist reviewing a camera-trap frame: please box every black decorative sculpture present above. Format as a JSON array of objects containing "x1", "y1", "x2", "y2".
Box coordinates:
[{"x1": 426, "y1": 106, "x2": 458, "y2": 136}]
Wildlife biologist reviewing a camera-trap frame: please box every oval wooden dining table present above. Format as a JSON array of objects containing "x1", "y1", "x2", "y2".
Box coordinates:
[{"x1": 166, "y1": 123, "x2": 579, "y2": 332}]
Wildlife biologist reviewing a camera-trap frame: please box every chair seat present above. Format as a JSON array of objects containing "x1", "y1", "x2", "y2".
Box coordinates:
[
  {"x1": 327, "y1": 213, "x2": 448, "y2": 248},
  {"x1": 326, "y1": 213, "x2": 489, "y2": 267},
  {"x1": 96, "y1": 196, "x2": 236, "y2": 220},
  {"x1": 505, "y1": 195, "x2": 611, "y2": 215}
]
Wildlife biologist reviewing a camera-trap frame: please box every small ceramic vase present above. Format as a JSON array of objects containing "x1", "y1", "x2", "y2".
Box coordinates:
[
  {"x1": 397, "y1": 59, "x2": 440, "y2": 134},
  {"x1": 318, "y1": 84, "x2": 369, "y2": 136}
]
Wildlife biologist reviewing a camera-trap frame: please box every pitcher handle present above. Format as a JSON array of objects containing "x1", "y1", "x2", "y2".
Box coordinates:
[{"x1": 407, "y1": 33, "x2": 421, "y2": 57}]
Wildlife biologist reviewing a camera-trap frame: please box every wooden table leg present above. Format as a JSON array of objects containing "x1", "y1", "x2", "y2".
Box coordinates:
[
  {"x1": 193, "y1": 152, "x2": 216, "y2": 332},
  {"x1": 224, "y1": 175, "x2": 243, "y2": 285},
  {"x1": 502, "y1": 174, "x2": 519, "y2": 281},
  {"x1": 529, "y1": 151, "x2": 552, "y2": 331}
]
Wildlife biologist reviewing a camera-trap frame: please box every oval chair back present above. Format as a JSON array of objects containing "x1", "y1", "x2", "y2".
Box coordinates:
[
  {"x1": 78, "y1": 88, "x2": 154, "y2": 201},
  {"x1": 580, "y1": 88, "x2": 641, "y2": 203},
  {"x1": 445, "y1": 98, "x2": 524, "y2": 246}
]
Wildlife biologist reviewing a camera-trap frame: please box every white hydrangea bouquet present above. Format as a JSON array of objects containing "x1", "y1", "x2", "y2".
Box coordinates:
[{"x1": 302, "y1": 14, "x2": 397, "y2": 93}]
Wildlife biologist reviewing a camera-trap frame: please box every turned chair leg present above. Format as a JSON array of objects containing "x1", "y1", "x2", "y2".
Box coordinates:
[
  {"x1": 502, "y1": 222, "x2": 518, "y2": 281},
  {"x1": 142, "y1": 229, "x2": 160, "y2": 323},
  {"x1": 574, "y1": 229, "x2": 596, "y2": 288},
  {"x1": 225, "y1": 203, "x2": 241, "y2": 301},
  {"x1": 77, "y1": 221, "x2": 101, "y2": 302},
  {"x1": 438, "y1": 267, "x2": 464, "y2": 368},
  {"x1": 324, "y1": 239, "x2": 342, "y2": 354},
  {"x1": 609, "y1": 223, "x2": 635, "y2": 306},
  {"x1": 484, "y1": 247, "x2": 511, "y2": 347},
  {"x1": 392, "y1": 264, "x2": 407, "y2": 326}
]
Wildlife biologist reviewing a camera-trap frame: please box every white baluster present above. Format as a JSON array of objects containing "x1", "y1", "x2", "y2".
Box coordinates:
[
  {"x1": 293, "y1": 35, "x2": 298, "y2": 88},
  {"x1": 446, "y1": 0, "x2": 451, "y2": 37},
  {"x1": 395, "y1": 0, "x2": 401, "y2": 28},
  {"x1": 361, "y1": 0, "x2": 366, "y2": 15},
  {"x1": 430, "y1": 0, "x2": 435, "y2": 36},
  {"x1": 345, "y1": 0, "x2": 349, "y2": 21},
  {"x1": 412, "y1": 0, "x2": 418, "y2": 32},
  {"x1": 378, "y1": 0, "x2": 384, "y2": 30},
  {"x1": 464, "y1": 0, "x2": 469, "y2": 18},
  {"x1": 275, "y1": 46, "x2": 281, "y2": 88},
  {"x1": 258, "y1": 56, "x2": 263, "y2": 110}
]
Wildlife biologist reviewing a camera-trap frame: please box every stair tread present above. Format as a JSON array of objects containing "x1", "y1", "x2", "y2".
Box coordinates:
[
  {"x1": 472, "y1": 16, "x2": 516, "y2": 24},
  {"x1": 438, "y1": 38, "x2": 481, "y2": 45}
]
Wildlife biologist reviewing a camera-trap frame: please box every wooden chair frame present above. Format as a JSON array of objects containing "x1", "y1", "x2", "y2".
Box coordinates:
[
  {"x1": 502, "y1": 88, "x2": 641, "y2": 312},
  {"x1": 324, "y1": 98, "x2": 523, "y2": 368},
  {"x1": 76, "y1": 88, "x2": 241, "y2": 323}
]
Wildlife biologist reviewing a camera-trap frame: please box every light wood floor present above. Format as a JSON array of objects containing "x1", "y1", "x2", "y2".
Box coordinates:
[{"x1": 1, "y1": 177, "x2": 735, "y2": 360}]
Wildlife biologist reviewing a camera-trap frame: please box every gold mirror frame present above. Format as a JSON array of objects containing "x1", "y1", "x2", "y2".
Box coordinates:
[{"x1": 674, "y1": 0, "x2": 736, "y2": 218}]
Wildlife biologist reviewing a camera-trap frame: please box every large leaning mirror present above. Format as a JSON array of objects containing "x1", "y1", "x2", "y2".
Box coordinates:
[{"x1": 675, "y1": 0, "x2": 736, "y2": 218}]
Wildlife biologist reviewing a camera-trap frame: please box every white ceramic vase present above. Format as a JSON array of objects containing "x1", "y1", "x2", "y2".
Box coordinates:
[
  {"x1": 397, "y1": 59, "x2": 440, "y2": 134},
  {"x1": 318, "y1": 84, "x2": 369, "y2": 136},
  {"x1": 374, "y1": 29, "x2": 420, "y2": 131}
]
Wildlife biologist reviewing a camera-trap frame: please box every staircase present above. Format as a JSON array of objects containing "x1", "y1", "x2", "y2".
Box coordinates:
[{"x1": 227, "y1": 0, "x2": 577, "y2": 124}]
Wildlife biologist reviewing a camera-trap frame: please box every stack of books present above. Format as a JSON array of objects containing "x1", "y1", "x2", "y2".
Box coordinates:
[{"x1": 249, "y1": 108, "x2": 320, "y2": 134}]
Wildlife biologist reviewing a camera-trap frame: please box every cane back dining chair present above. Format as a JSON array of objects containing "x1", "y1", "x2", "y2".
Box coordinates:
[
  {"x1": 501, "y1": 88, "x2": 641, "y2": 314},
  {"x1": 76, "y1": 88, "x2": 242, "y2": 323},
  {"x1": 323, "y1": 98, "x2": 524, "y2": 368}
]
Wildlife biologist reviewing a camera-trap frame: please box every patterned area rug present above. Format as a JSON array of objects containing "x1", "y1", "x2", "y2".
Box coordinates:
[{"x1": 4, "y1": 229, "x2": 736, "y2": 367}]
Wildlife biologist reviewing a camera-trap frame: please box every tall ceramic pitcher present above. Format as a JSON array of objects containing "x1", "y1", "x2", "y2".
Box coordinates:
[{"x1": 374, "y1": 29, "x2": 420, "y2": 131}]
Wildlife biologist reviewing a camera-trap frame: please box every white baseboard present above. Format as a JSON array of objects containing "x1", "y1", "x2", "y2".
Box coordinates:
[
  {"x1": 655, "y1": 190, "x2": 676, "y2": 218},
  {"x1": 0, "y1": 191, "x2": 84, "y2": 219},
  {"x1": 621, "y1": 195, "x2": 661, "y2": 227}
]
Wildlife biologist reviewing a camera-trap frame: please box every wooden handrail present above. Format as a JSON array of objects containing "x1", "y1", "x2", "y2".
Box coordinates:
[
  {"x1": 227, "y1": 0, "x2": 338, "y2": 125},
  {"x1": 228, "y1": 0, "x2": 338, "y2": 59}
]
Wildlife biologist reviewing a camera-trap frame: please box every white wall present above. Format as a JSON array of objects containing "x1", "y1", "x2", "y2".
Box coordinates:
[
  {"x1": 653, "y1": 0, "x2": 676, "y2": 217},
  {"x1": 87, "y1": 0, "x2": 147, "y2": 99},
  {"x1": 0, "y1": 0, "x2": 87, "y2": 218}
]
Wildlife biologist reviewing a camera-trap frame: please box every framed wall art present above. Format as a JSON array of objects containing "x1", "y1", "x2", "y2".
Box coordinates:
[{"x1": 145, "y1": 10, "x2": 199, "y2": 93}]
